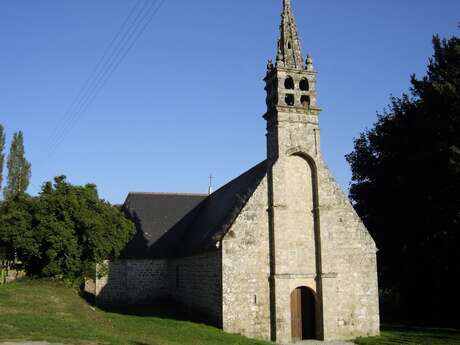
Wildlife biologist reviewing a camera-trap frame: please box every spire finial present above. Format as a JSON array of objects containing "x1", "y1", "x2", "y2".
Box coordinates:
[
  {"x1": 306, "y1": 54, "x2": 315, "y2": 71},
  {"x1": 276, "y1": 0, "x2": 304, "y2": 69},
  {"x1": 208, "y1": 174, "x2": 214, "y2": 195}
]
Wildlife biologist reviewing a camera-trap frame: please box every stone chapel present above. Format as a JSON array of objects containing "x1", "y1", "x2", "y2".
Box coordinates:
[{"x1": 88, "y1": 0, "x2": 380, "y2": 342}]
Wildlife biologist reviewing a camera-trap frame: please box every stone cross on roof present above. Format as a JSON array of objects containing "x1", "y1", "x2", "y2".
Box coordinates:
[
  {"x1": 208, "y1": 174, "x2": 214, "y2": 195},
  {"x1": 276, "y1": 0, "x2": 305, "y2": 69}
]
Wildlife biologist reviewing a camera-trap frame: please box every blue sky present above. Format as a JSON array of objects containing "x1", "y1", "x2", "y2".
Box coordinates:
[{"x1": 1, "y1": 0, "x2": 459, "y2": 204}]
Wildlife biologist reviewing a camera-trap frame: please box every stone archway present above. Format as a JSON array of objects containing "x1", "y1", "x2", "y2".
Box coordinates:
[{"x1": 291, "y1": 286, "x2": 316, "y2": 341}]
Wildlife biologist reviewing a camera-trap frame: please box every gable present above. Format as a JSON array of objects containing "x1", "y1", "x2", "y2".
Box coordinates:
[
  {"x1": 173, "y1": 160, "x2": 268, "y2": 256},
  {"x1": 120, "y1": 160, "x2": 268, "y2": 259}
]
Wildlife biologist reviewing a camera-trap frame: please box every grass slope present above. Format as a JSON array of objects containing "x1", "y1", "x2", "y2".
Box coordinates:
[
  {"x1": 0, "y1": 279, "x2": 270, "y2": 345},
  {"x1": 1, "y1": 279, "x2": 459, "y2": 345},
  {"x1": 355, "y1": 326, "x2": 460, "y2": 345}
]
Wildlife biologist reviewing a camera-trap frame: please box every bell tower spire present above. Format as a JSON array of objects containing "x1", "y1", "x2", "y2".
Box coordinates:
[
  {"x1": 264, "y1": 0, "x2": 320, "y2": 163},
  {"x1": 265, "y1": 5, "x2": 324, "y2": 340},
  {"x1": 277, "y1": 0, "x2": 304, "y2": 69}
]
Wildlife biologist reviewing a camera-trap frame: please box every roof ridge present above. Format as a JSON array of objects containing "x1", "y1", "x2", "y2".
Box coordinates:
[
  {"x1": 206, "y1": 160, "x2": 267, "y2": 196},
  {"x1": 128, "y1": 192, "x2": 208, "y2": 197}
]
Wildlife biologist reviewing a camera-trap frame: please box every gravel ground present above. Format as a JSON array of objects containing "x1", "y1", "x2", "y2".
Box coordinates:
[
  {"x1": 284, "y1": 341, "x2": 354, "y2": 345},
  {"x1": 2, "y1": 341, "x2": 355, "y2": 345}
]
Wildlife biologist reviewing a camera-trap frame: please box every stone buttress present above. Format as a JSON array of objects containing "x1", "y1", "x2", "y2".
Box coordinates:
[{"x1": 222, "y1": 0, "x2": 380, "y2": 342}]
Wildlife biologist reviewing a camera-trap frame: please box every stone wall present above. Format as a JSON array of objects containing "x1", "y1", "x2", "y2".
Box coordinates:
[
  {"x1": 90, "y1": 156, "x2": 378, "y2": 344},
  {"x1": 0, "y1": 265, "x2": 25, "y2": 284},
  {"x1": 0, "y1": 258, "x2": 26, "y2": 285},
  {"x1": 219, "y1": 150, "x2": 379, "y2": 343},
  {"x1": 95, "y1": 259, "x2": 168, "y2": 306},
  {"x1": 169, "y1": 251, "x2": 223, "y2": 326},
  {"x1": 92, "y1": 253, "x2": 223, "y2": 325},
  {"x1": 264, "y1": 148, "x2": 379, "y2": 343},
  {"x1": 221, "y1": 177, "x2": 271, "y2": 341},
  {"x1": 317, "y1": 158, "x2": 380, "y2": 340},
  {"x1": 268, "y1": 151, "x2": 323, "y2": 343}
]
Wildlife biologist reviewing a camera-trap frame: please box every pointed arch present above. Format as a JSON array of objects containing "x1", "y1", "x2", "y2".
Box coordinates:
[
  {"x1": 285, "y1": 148, "x2": 324, "y2": 339},
  {"x1": 285, "y1": 149, "x2": 321, "y2": 272}
]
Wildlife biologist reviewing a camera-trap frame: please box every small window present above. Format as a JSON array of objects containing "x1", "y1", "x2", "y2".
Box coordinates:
[
  {"x1": 299, "y1": 78, "x2": 309, "y2": 91},
  {"x1": 284, "y1": 76, "x2": 294, "y2": 90},
  {"x1": 285, "y1": 94, "x2": 295, "y2": 106},
  {"x1": 288, "y1": 41, "x2": 292, "y2": 49},
  {"x1": 301, "y1": 95, "x2": 310, "y2": 108}
]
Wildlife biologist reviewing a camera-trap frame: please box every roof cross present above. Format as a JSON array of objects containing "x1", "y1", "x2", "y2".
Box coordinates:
[{"x1": 208, "y1": 174, "x2": 214, "y2": 195}]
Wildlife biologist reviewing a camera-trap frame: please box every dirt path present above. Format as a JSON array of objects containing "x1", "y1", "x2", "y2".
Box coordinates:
[
  {"x1": 2, "y1": 341, "x2": 355, "y2": 345},
  {"x1": 284, "y1": 341, "x2": 354, "y2": 345}
]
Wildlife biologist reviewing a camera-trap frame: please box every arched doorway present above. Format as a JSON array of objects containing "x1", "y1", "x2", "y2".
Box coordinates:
[{"x1": 291, "y1": 287, "x2": 316, "y2": 341}]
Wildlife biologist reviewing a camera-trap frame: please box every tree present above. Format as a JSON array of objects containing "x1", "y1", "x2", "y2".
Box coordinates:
[
  {"x1": 0, "y1": 124, "x2": 5, "y2": 194},
  {"x1": 346, "y1": 34, "x2": 460, "y2": 326},
  {"x1": 4, "y1": 131, "x2": 31, "y2": 199},
  {"x1": 27, "y1": 176, "x2": 134, "y2": 281},
  {"x1": 0, "y1": 194, "x2": 38, "y2": 264}
]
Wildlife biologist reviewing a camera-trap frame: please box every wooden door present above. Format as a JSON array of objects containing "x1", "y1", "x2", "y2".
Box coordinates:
[{"x1": 291, "y1": 288, "x2": 303, "y2": 341}]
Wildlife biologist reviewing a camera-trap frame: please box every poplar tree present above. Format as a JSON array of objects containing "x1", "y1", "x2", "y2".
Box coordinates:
[
  {"x1": 4, "y1": 131, "x2": 31, "y2": 199},
  {"x1": 0, "y1": 125, "x2": 5, "y2": 194}
]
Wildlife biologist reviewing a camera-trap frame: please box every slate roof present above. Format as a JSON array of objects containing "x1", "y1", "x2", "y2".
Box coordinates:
[
  {"x1": 120, "y1": 193, "x2": 207, "y2": 259},
  {"x1": 121, "y1": 160, "x2": 268, "y2": 259}
]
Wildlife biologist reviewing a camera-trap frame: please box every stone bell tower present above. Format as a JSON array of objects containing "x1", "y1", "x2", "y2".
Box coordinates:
[
  {"x1": 264, "y1": 0, "x2": 324, "y2": 342},
  {"x1": 264, "y1": 0, "x2": 321, "y2": 163},
  {"x1": 263, "y1": 1, "x2": 379, "y2": 343}
]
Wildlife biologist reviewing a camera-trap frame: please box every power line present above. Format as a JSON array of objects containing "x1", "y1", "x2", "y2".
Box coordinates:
[
  {"x1": 48, "y1": 0, "x2": 165, "y2": 156},
  {"x1": 32, "y1": 0, "x2": 167, "y2": 190},
  {"x1": 46, "y1": 0, "x2": 148, "y2": 150},
  {"x1": 30, "y1": 0, "x2": 167, "y2": 193},
  {"x1": 49, "y1": 0, "x2": 166, "y2": 156}
]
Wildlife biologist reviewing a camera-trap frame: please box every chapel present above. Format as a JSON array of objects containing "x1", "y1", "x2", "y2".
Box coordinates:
[{"x1": 89, "y1": 1, "x2": 380, "y2": 342}]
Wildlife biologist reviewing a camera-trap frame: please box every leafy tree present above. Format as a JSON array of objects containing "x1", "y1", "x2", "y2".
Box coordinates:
[
  {"x1": 4, "y1": 131, "x2": 31, "y2": 199},
  {"x1": 346, "y1": 34, "x2": 460, "y2": 326},
  {"x1": 0, "y1": 124, "x2": 5, "y2": 194},
  {"x1": 0, "y1": 195, "x2": 38, "y2": 263},
  {"x1": 0, "y1": 176, "x2": 134, "y2": 282},
  {"x1": 0, "y1": 125, "x2": 9, "y2": 255}
]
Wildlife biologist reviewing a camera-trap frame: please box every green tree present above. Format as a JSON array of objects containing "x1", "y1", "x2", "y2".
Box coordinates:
[
  {"x1": 0, "y1": 195, "x2": 38, "y2": 264},
  {"x1": 346, "y1": 34, "x2": 460, "y2": 326},
  {"x1": 0, "y1": 124, "x2": 5, "y2": 194},
  {"x1": 0, "y1": 176, "x2": 135, "y2": 282},
  {"x1": 29, "y1": 176, "x2": 134, "y2": 281},
  {"x1": 4, "y1": 131, "x2": 31, "y2": 199}
]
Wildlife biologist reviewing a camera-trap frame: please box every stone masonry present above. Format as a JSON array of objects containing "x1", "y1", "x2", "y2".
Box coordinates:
[
  {"x1": 94, "y1": 260, "x2": 168, "y2": 306},
  {"x1": 93, "y1": 253, "x2": 223, "y2": 326},
  {"x1": 92, "y1": 0, "x2": 380, "y2": 343},
  {"x1": 169, "y1": 251, "x2": 223, "y2": 326},
  {"x1": 222, "y1": 0, "x2": 379, "y2": 342}
]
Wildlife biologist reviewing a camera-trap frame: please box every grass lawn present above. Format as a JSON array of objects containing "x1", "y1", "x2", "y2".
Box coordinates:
[
  {"x1": 355, "y1": 326, "x2": 460, "y2": 345},
  {"x1": 1, "y1": 279, "x2": 459, "y2": 345},
  {"x1": 0, "y1": 279, "x2": 270, "y2": 345}
]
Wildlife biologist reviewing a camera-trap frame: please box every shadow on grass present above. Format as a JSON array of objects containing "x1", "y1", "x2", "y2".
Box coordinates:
[
  {"x1": 384, "y1": 324, "x2": 460, "y2": 334},
  {"x1": 355, "y1": 325, "x2": 460, "y2": 345},
  {"x1": 80, "y1": 289, "x2": 96, "y2": 306},
  {"x1": 79, "y1": 289, "x2": 217, "y2": 328}
]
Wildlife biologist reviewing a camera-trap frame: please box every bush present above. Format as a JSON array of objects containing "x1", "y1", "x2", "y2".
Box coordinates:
[{"x1": 0, "y1": 176, "x2": 135, "y2": 283}]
